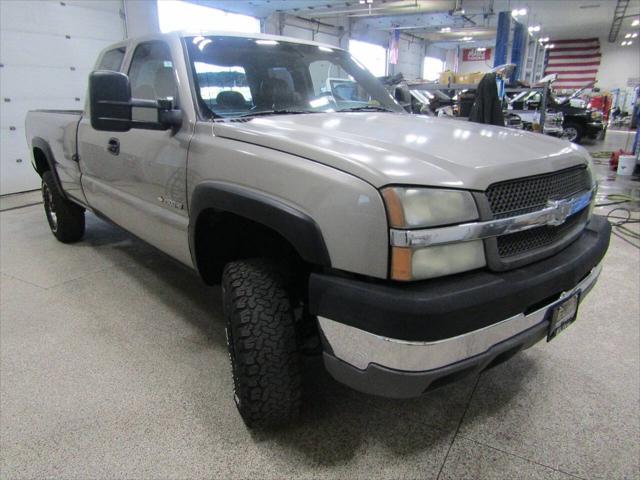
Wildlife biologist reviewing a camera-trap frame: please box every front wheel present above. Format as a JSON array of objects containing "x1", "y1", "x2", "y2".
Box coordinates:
[
  {"x1": 222, "y1": 259, "x2": 302, "y2": 428},
  {"x1": 561, "y1": 122, "x2": 584, "y2": 144},
  {"x1": 42, "y1": 171, "x2": 85, "y2": 243}
]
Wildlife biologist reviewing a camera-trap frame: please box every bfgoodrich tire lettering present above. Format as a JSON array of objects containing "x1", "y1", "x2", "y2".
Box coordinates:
[
  {"x1": 222, "y1": 259, "x2": 302, "y2": 428},
  {"x1": 42, "y1": 171, "x2": 85, "y2": 243}
]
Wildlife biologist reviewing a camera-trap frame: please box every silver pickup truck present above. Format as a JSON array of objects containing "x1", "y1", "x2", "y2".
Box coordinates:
[{"x1": 26, "y1": 31, "x2": 611, "y2": 428}]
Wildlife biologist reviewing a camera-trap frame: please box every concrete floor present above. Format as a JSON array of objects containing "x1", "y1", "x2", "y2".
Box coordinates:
[{"x1": 1, "y1": 134, "x2": 639, "y2": 479}]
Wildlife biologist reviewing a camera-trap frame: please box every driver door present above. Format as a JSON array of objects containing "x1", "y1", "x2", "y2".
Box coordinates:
[{"x1": 78, "y1": 40, "x2": 193, "y2": 266}]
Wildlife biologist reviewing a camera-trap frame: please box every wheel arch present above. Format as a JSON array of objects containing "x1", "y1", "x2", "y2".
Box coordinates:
[
  {"x1": 31, "y1": 137, "x2": 66, "y2": 197},
  {"x1": 189, "y1": 181, "x2": 331, "y2": 284}
]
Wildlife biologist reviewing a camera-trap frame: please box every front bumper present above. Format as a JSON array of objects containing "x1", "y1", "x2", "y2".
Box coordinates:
[
  {"x1": 543, "y1": 124, "x2": 564, "y2": 136},
  {"x1": 310, "y1": 216, "x2": 611, "y2": 398},
  {"x1": 586, "y1": 121, "x2": 606, "y2": 139}
]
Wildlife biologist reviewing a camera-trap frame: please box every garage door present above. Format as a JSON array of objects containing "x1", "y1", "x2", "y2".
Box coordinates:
[{"x1": 0, "y1": 0, "x2": 125, "y2": 195}]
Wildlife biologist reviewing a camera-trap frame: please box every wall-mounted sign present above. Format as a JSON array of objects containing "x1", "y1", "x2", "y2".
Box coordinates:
[{"x1": 463, "y1": 48, "x2": 492, "y2": 62}]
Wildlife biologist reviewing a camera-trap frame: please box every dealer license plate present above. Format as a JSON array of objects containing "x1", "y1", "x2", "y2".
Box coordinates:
[{"x1": 547, "y1": 293, "x2": 580, "y2": 342}]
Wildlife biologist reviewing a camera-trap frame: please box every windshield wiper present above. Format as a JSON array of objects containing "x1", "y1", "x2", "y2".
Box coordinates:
[
  {"x1": 337, "y1": 105, "x2": 395, "y2": 113},
  {"x1": 239, "y1": 109, "x2": 318, "y2": 118}
]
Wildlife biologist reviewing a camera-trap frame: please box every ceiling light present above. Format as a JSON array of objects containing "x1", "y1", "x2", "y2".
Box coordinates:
[
  {"x1": 197, "y1": 39, "x2": 211, "y2": 51},
  {"x1": 626, "y1": 33, "x2": 632, "y2": 38},
  {"x1": 547, "y1": 44, "x2": 555, "y2": 49},
  {"x1": 461, "y1": 36, "x2": 473, "y2": 41},
  {"x1": 628, "y1": 41, "x2": 633, "y2": 45},
  {"x1": 359, "y1": 0, "x2": 373, "y2": 4},
  {"x1": 528, "y1": 25, "x2": 541, "y2": 33},
  {"x1": 632, "y1": 19, "x2": 639, "y2": 27},
  {"x1": 511, "y1": 8, "x2": 527, "y2": 17},
  {"x1": 440, "y1": 27, "x2": 451, "y2": 33},
  {"x1": 633, "y1": 33, "x2": 638, "y2": 38},
  {"x1": 621, "y1": 41, "x2": 628, "y2": 46}
]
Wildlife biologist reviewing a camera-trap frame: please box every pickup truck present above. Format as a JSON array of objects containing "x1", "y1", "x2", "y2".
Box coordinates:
[{"x1": 26, "y1": 31, "x2": 611, "y2": 428}]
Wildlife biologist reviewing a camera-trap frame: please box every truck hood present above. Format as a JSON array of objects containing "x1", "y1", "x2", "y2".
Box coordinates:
[{"x1": 213, "y1": 112, "x2": 589, "y2": 190}]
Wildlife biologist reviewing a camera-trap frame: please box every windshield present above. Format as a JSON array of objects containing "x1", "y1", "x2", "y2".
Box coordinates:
[{"x1": 186, "y1": 35, "x2": 403, "y2": 118}]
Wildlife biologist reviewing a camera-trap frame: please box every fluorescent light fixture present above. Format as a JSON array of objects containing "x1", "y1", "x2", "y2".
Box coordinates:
[
  {"x1": 633, "y1": 33, "x2": 639, "y2": 38},
  {"x1": 440, "y1": 27, "x2": 451, "y2": 32},
  {"x1": 528, "y1": 25, "x2": 541, "y2": 33},
  {"x1": 632, "y1": 19, "x2": 639, "y2": 27},
  {"x1": 621, "y1": 41, "x2": 628, "y2": 46},
  {"x1": 318, "y1": 46, "x2": 334, "y2": 52},
  {"x1": 547, "y1": 44, "x2": 555, "y2": 49},
  {"x1": 461, "y1": 36, "x2": 473, "y2": 41},
  {"x1": 511, "y1": 8, "x2": 527, "y2": 16},
  {"x1": 255, "y1": 39, "x2": 279, "y2": 45},
  {"x1": 625, "y1": 33, "x2": 632, "y2": 38}
]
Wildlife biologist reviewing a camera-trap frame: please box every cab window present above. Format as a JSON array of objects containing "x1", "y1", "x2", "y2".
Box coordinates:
[{"x1": 128, "y1": 41, "x2": 177, "y2": 121}]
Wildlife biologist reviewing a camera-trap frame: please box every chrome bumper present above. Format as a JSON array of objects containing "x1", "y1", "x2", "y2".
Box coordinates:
[{"x1": 319, "y1": 263, "x2": 602, "y2": 372}]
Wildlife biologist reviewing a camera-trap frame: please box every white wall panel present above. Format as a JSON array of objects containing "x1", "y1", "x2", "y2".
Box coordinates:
[
  {"x1": 282, "y1": 24, "x2": 313, "y2": 41},
  {"x1": 313, "y1": 32, "x2": 340, "y2": 47},
  {"x1": 0, "y1": 0, "x2": 125, "y2": 195},
  {"x1": 1, "y1": 1, "x2": 123, "y2": 40}
]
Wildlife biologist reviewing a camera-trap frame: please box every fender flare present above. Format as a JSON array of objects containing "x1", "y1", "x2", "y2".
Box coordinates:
[
  {"x1": 31, "y1": 137, "x2": 66, "y2": 198},
  {"x1": 189, "y1": 181, "x2": 331, "y2": 269}
]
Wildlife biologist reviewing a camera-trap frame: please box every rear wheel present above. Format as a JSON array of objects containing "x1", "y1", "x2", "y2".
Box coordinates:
[
  {"x1": 42, "y1": 171, "x2": 85, "y2": 243},
  {"x1": 562, "y1": 122, "x2": 584, "y2": 144},
  {"x1": 222, "y1": 259, "x2": 302, "y2": 428}
]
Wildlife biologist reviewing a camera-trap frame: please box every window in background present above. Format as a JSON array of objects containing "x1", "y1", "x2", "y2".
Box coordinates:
[
  {"x1": 423, "y1": 56, "x2": 445, "y2": 81},
  {"x1": 349, "y1": 39, "x2": 387, "y2": 77},
  {"x1": 157, "y1": 0, "x2": 260, "y2": 34}
]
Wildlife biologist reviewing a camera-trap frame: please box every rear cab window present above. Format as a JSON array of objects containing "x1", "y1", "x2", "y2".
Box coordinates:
[{"x1": 97, "y1": 47, "x2": 126, "y2": 71}]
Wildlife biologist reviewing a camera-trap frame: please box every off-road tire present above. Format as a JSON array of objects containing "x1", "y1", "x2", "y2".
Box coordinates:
[
  {"x1": 42, "y1": 171, "x2": 85, "y2": 243},
  {"x1": 222, "y1": 259, "x2": 302, "y2": 428}
]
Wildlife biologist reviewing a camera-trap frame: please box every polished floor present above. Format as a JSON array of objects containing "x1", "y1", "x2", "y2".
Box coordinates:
[{"x1": 1, "y1": 134, "x2": 639, "y2": 479}]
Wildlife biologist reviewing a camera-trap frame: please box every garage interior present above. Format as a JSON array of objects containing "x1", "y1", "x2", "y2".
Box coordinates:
[{"x1": 1, "y1": 1, "x2": 639, "y2": 479}]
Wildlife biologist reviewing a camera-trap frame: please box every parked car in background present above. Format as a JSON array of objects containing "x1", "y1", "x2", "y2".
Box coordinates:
[{"x1": 509, "y1": 88, "x2": 605, "y2": 143}]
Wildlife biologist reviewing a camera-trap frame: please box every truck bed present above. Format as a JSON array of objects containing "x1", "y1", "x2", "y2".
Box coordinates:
[{"x1": 25, "y1": 110, "x2": 86, "y2": 205}]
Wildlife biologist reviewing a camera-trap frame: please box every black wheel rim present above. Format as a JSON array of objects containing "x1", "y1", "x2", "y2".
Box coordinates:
[{"x1": 42, "y1": 182, "x2": 58, "y2": 233}]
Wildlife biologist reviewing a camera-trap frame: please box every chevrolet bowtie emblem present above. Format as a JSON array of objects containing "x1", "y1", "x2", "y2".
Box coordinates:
[{"x1": 546, "y1": 198, "x2": 574, "y2": 226}]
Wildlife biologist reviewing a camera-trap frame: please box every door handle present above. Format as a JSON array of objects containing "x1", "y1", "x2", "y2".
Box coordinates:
[{"x1": 107, "y1": 138, "x2": 120, "y2": 155}]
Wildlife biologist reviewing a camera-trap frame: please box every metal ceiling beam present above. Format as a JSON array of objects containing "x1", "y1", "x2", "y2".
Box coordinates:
[{"x1": 608, "y1": 0, "x2": 631, "y2": 43}]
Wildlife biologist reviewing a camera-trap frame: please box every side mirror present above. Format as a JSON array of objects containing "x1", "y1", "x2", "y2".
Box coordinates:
[
  {"x1": 89, "y1": 70, "x2": 132, "y2": 132},
  {"x1": 89, "y1": 71, "x2": 183, "y2": 132}
]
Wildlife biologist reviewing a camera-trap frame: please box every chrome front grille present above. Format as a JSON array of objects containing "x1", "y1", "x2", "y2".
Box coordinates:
[
  {"x1": 484, "y1": 166, "x2": 592, "y2": 262},
  {"x1": 497, "y1": 209, "x2": 587, "y2": 258},
  {"x1": 486, "y1": 166, "x2": 591, "y2": 219}
]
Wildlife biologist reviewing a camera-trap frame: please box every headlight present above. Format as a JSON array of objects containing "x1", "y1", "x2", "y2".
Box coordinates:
[
  {"x1": 381, "y1": 187, "x2": 485, "y2": 281},
  {"x1": 381, "y1": 187, "x2": 479, "y2": 228}
]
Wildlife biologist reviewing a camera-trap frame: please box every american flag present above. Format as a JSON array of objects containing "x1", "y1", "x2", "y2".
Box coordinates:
[
  {"x1": 544, "y1": 38, "x2": 601, "y2": 91},
  {"x1": 389, "y1": 29, "x2": 400, "y2": 65}
]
